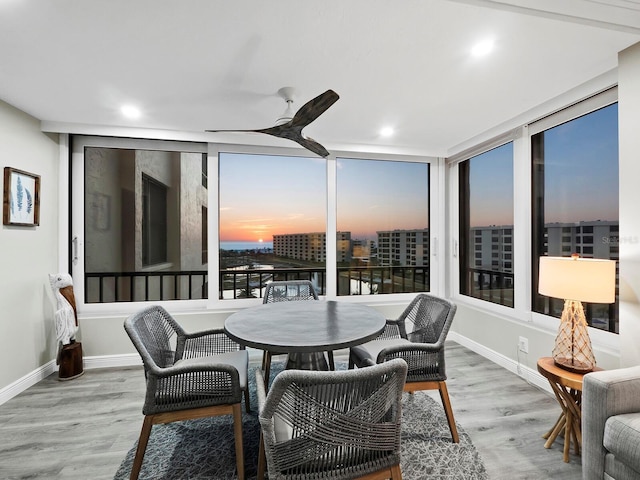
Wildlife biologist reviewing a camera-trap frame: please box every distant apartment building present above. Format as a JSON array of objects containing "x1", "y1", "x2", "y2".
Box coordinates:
[
  {"x1": 470, "y1": 225, "x2": 513, "y2": 273},
  {"x1": 352, "y1": 239, "x2": 376, "y2": 264},
  {"x1": 544, "y1": 220, "x2": 619, "y2": 260},
  {"x1": 273, "y1": 232, "x2": 351, "y2": 262},
  {"x1": 377, "y1": 229, "x2": 429, "y2": 266},
  {"x1": 470, "y1": 220, "x2": 619, "y2": 273}
]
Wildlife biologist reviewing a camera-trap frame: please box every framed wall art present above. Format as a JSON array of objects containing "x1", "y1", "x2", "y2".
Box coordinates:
[{"x1": 3, "y1": 167, "x2": 40, "y2": 226}]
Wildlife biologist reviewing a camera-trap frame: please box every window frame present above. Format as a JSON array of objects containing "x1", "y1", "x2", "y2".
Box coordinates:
[
  {"x1": 530, "y1": 93, "x2": 619, "y2": 335},
  {"x1": 71, "y1": 135, "x2": 208, "y2": 314},
  {"x1": 71, "y1": 137, "x2": 439, "y2": 315},
  {"x1": 448, "y1": 87, "x2": 620, "y2": 351}
]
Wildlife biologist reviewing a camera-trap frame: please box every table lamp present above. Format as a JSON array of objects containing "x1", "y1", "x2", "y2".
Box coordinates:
[{"x1": 538, "y1": 254, "x2": 616, "y2": 373}]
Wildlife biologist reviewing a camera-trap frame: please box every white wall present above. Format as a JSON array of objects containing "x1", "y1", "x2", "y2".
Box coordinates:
[
  {"x1": 0, "y1": 100, "x2": 60, "y2": 392},
  {"x1": 618, "y1": 42, "x2": 640, "y2": 367}
]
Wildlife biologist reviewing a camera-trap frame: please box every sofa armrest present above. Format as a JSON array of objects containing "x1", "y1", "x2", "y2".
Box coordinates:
[{"x1": 582, "y1": 366, "x2": 640, "y2": 480}]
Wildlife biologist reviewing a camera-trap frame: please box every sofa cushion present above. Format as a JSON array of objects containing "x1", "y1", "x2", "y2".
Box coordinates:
[{"x1": 603, "y1": 412, "x2": 640, "y2": 474}]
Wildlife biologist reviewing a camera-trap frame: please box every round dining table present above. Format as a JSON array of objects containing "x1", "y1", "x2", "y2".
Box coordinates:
[{"x1": 224, "y1": 300, "x2": 386, "y2": 375}]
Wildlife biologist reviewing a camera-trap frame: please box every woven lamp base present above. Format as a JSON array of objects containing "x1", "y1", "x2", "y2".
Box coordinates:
[{"x1": 552, "y1": 299, "x2": 595, "y2": 374}]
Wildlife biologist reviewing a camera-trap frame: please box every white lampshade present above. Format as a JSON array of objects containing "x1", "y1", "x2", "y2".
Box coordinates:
[{"x1": 538, "y1": 256, "x2": 616, "y2": 304}]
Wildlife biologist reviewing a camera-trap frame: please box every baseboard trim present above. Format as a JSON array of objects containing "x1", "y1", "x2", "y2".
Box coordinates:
[
  {"x1": 0, "y1": 360, "x2": 57, "y2": 406},
  {"x1": 448, "y1": 331, "x2": 552, "y2": 395}
]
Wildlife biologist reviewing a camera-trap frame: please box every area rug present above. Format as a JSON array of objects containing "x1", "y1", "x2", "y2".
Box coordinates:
[{"x1": 114, "y1": 363, "x2": 487, "y2": 479}]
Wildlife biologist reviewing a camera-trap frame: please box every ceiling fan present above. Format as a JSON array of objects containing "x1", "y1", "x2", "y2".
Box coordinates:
[{"x1": 206, "y1": 87, "x2": 339, "y2": 158}]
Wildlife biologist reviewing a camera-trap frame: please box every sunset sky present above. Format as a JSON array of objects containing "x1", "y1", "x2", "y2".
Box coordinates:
[{"x1": 219, "y1": 153, "x2": 429, "y2": 242}]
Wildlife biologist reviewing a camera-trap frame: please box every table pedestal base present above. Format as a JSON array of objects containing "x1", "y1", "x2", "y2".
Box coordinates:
[{"x1": 286, "y1": 352, "x2": 329, "y2": 371}]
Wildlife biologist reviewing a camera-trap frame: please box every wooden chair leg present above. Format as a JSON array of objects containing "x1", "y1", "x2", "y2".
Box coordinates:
[
  {"x1": 390, "y1": 463, "x2": 403, "y2": 479},
  {"x1": 257, "y1": 432, "x2": 267, "y2": 480},
  {"x1": 232, "y1": 403, "x2": 245, "y2": 480},
  {"x1": 130, "y1": 415, "x2": 154, "y2": 480},
  {"x1": 438, "y1": 381, "x2": 459, "y2": 443}
]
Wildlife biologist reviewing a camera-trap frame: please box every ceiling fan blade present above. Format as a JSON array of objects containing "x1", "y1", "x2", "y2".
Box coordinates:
[
  {"x1": 205, "y1": 88, "x2": 338, "y2": 157},
  {"x1": 295, "y1": 136, "x2": 331, "y2": 158},
  {"x1": 289, "y1": 89, "x2": 339, "y2": 129}
]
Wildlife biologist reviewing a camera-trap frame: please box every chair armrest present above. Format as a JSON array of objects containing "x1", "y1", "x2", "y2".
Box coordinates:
[
  {"x1": 377, "y1": 342, "x2": 441, "y2": 359},
  {"x1": 144, "y1": 360, "x2": 242, "y2": 414},
  {"x1": 582, "y1": 366, "x2": 640, "y2": 480},
  {"x1": 178, "y1": 329, "x2": 243, "y2": 359},
  {"x1": 374, "y1": 319, "x2": 405, "y2": 340}
]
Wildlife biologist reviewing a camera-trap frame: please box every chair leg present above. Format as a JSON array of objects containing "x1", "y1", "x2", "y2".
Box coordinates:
[
  {"x1": 244, "y1": 386, "x2": 251, "y2": 413},
  {"x1": 390, "y1": 463, "x2": 403, "y2": 479},
  {"x1": 263, "y1": 351, "x2": 272, "y2": 388},
  {"x1": 130, "y1": 415, "x2": 153, "y2": 480},
  {"x1": 327, "y1": 351, "x2": 335, "y2": 370},
  {"x1": 257, "y1": 432, "x2": 267, "y2": 480},
  {"x1": 438, "y1": 381, "x2": 459, "y2": 443},
  {"x1": 232, "y1": 403, "x2": 245, "y2": 480}
]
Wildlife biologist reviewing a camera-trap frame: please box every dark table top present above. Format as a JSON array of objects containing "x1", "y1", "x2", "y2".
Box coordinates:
[{"x1": 224, "y1": 300, "x2": 386, "y2": 352}]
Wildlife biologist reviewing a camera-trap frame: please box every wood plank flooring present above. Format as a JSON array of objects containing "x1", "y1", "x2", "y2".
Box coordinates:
[{"x1": 0, "y1": 342, "x2": 582, "y2": 479}]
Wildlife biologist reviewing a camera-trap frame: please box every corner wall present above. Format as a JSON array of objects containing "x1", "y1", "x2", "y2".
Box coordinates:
[
  {"x1": 618, "y1": 42, "x2": 640, "y2": 367},
  {"x1": 0, "y1": 99, "x2": 61, "y2": 393}
]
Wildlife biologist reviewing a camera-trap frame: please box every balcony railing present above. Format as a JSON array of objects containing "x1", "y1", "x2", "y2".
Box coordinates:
[
  {"x1": 463, "y1": 267, "x2": 514, "y2": 307},
  {"x1": 85, "y1": 265, "x2": 430, "y2": 302}
]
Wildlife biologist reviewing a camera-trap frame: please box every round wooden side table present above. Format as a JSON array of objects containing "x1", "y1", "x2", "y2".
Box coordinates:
[{"x1": 537, "y1": 357, "x2": 602, "y2": 463}]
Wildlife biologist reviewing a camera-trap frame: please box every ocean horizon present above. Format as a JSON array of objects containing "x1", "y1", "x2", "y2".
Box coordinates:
[{"x1": 220, "y1": 241, "x2": 273, "y2": 251}]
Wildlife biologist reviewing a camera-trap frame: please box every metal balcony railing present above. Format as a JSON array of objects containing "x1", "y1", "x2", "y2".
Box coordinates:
[
  {"x1": 463, "y1": 267, "x2": 514, "y2": 307},
  {"x1": 84, "y1": 265, "x2": 430, "y2": 302}
]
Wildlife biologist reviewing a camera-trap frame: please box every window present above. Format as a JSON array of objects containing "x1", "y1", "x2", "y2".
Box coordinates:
[
  {"x1": 218, "y1": 152, "x2": 326, "y2": 299},
  {"x1": 72, "y1": 137, "x2": 439, "y2": 308},
  {"x1": 531, "y1": 102, "x2": 619, "y2": 333},
  {"x1": 142, "y1": 175, "x2": 168, "y2": 266},
  {"x1": 336, "y1": 158, "x2": 430, "y2": 295},
  {"x1": 459, "y1": 142, "x2": 514, "y2": 307},
  {"x1": 75, "y1": 137, "x2": 208, "y2": 304}
]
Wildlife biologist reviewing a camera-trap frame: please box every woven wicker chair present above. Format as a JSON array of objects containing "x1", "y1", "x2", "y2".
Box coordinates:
[
  {"x1": 261, "y1": 280, "x2": 335, "y2": 374},
  {"x1": 349, "y1": 293, "x2": 459, "y2": 443},
  {"x1": 124, "y1": 305, "x2": 250, "y2": 480},
  {"x1": 256, "y1": 358, "x2": 408, "y2": 480}
]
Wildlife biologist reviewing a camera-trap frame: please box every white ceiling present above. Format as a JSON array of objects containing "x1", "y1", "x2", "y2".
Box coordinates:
[{"x1": 1, "y1": 0, "x2": 640, "y2": 157}]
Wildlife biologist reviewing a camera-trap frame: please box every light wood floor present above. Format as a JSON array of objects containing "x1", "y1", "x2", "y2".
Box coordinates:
[{"x1": 0, "y1": 342, "x2": 582, "y2": 479}]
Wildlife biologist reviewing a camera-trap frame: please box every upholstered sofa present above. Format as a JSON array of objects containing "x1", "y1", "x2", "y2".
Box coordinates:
[{"x1": 582, "y1": 366, "x2": 640, "y2": 480}]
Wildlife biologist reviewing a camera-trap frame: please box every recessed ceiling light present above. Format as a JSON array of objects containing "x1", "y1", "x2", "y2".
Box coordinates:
[
  {"x1": 121, "y1": 105, "x2": 141, "y2": 119},
  {"x1": 380, "y1": 126, "x2": 394, "y2": 137},
  {"x1": 471, "y1": 39, "x2": 494, "y2": 57}
]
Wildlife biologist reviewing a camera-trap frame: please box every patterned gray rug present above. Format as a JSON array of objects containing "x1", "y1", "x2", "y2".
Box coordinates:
[{"x1": 115, "y1": 363, "x2": 487, "y2": 479}]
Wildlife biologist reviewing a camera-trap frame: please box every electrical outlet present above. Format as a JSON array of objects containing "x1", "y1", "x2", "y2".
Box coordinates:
[{"x1": 518, "y1": 336, "x2": 529, "y2": 354}]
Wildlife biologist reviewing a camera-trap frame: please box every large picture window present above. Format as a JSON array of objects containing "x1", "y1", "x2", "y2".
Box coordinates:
[
  {"x1": 459, "y1": 143, "x2": 514, "y2": 307},
  {"x1": 77, "y1": 139, "x2": 208, "y2": 304},
  {"x1": 531, "y1": 102, "x2": 619, "y2": 333},
  {"x1": 218, "y1": 152, "x2": 327, "y2": 300},
  {"x1": 72, "y1": 138, "x2": 438, "y2": 308},
  {"x1": 336, "y1": 158, "x2": 430, "y2": 295}
]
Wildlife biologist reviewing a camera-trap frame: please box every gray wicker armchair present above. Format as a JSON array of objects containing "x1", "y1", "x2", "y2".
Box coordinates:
[
  {"x1": 124, "y1": 305, "x2": 250, "y2": 480},
  {"x1": 349, "y1": 293, "x2": 459, "y2": 443},
  {"x1": 262, "y1": 280, "x2": 335, "y2": 373},
  {"x1": 256, "y1": 358, "x2": 408, "y2": 480}
]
